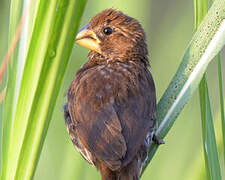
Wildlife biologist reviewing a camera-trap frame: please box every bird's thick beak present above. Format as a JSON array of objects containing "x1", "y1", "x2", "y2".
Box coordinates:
[{"x1": 75, "y1": 24, "x2": 101, "y2": 53}]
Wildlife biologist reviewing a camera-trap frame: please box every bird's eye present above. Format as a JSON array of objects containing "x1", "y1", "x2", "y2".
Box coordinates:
[{"x1": 103, "y1": 27, "x2": 113, "y2": 35}]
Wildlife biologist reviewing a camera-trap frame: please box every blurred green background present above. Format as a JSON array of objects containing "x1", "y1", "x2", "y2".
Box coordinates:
[{"x1": 0, "y1": 0, "x2": 224, "y2": 179}]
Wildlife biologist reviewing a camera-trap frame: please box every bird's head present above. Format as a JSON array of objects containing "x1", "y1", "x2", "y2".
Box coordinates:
[{"x1": 76, "y1": 9, "x2": 149, "y2": 65}]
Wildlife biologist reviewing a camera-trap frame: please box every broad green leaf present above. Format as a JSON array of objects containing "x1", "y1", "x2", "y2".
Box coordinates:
[
  {"x1": 142, "y1": 0, "x2": 225, "y2": 174},
  {"x1": 1, "y1": 0, "x2": 87, "y2": 179}
]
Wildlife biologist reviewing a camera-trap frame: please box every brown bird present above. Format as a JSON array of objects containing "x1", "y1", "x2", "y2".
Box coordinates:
[{"x1": 64, "y1": 9, "x2": 163, "y2": 180}]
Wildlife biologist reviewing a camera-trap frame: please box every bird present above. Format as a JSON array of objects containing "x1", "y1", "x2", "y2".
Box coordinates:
[{"x1": 63, "y1": 9, "x2": 163, "y2": 180}]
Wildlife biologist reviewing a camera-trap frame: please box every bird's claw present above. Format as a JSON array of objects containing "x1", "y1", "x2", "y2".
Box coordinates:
[{"x1": 153, "y1": 134, "x2": 165, "y2": 145}]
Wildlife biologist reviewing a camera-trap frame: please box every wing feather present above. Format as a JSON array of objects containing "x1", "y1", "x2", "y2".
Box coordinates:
[{"x1": 67, "y1": 61, "x2": 156, "y2": 170}]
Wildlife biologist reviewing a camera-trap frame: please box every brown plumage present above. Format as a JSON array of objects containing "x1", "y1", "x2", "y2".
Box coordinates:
[{"x1": 64, "y1": 9, "x2": 163, "y2": 180}]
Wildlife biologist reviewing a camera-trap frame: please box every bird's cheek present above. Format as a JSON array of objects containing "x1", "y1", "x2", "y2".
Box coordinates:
[{"x1": 100, "y1": 42, "x2": 114, "y2": 57}]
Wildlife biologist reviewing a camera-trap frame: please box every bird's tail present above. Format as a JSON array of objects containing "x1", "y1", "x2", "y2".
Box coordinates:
[
  {"x1": 99, "y1": 158, "x2": 140, "y2": 180},
  {"x1": 99, "y1": 134, "x2": 165, "y2": 180},
  {"x1": 116, "y1": 157, "x2": 140, "y2": 180}
]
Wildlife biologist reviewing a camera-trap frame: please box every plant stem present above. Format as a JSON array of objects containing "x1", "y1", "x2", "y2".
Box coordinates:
[
  {"x1": 217, "y1": 53, "x2": 225, "y2": 166},
  {"x1": 142, "y1": 0, "x2": 225, "y2": 175}
]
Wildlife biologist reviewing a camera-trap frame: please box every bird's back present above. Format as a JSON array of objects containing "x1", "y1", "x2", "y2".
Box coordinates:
[{"x1": 66, "y1": 59, "x2": 156, "y2": 179}]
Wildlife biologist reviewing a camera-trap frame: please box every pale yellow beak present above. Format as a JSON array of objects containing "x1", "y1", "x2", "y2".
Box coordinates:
[{"x1": 75, "y1": 25, "x2": 101, "y2": 54}]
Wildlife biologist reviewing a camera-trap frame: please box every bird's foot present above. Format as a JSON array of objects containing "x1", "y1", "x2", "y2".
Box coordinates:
[{"x1": 152, "y1": 134, "x2": 165, "y2": 145}]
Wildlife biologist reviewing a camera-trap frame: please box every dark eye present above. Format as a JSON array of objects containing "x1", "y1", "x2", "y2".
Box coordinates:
[{"x1": 103, "y1": 27, "x2": 113, "y2": 35}]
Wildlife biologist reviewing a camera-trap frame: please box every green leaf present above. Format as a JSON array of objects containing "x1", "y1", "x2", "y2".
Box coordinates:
[
  {"x1": 1, "y1": 0, "x2": 24, "y2": 177},
  {"x1": 194, "y1": 0, "x2": 208, "y2": 29},
  {"x1": 1, "y1": 0, "x2": 87, "y2": 179},
  {"x1": 217, "y1": 53, "x2": 225, "y2": 167},
  {"x1": 195, "y1": 0, "x2": 222, "y2": 178},
  {"x1": 199, "y1": 75, "x2": 222, "y2": 180},
  {"x1": 184, "y1": 108, "x2": 224, "y2": 180},
  {"x1": 142, "y1": 0, "x2": 225, "y2": 174}
]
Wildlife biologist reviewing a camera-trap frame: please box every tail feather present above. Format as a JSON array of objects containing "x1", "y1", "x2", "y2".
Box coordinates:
[
  {"x1": 116, "y1": 157, "x2": 139, "y2": 180},
  {"x1": 99, "y1": 157, "x2": 140, "y2": 180}
]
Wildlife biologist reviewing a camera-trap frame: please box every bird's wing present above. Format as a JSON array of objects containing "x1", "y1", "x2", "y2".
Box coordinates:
[
  {"x1": 68, "y1": 62, "x2": 156, "y2": 170},
  {"x1": 63, "y1": 103, "x2": 95, "y2": 165},
  {"x1": 74, "y1": 103, "x2": 126, "y2": 170}
]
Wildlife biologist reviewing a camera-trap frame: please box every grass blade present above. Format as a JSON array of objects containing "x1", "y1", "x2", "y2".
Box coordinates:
[
  {"x1": 142, "y1": 0, "x2": 225, "y2": 174},
  {"x1": 217, "y1": 53, "x2": 225, "y2": 166},
  {"x1": 1, "y1": 0, "x2": 87, "y2": 179},
  {"x1": 194, "y1": 0, "x2": 208, "y2": 28},
  {"x1": 199, "y1": 75, "x2": 222, "y2": 179},
  {"x1": 184, "y1": 109, "x2": 224, "y2": 180},
  {"x1": 1, "y1": 0, "x2": 24, "y2": 178},
  {"x1": 195, "y1": 0, "x2": 222, "y2": 178}
]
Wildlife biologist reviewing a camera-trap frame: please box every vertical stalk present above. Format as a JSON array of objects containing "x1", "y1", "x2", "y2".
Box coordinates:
[
  {"x1": 1, "y1": 0, "x2": 87, "y2": 179},
  {"x1": 142, "y1": 0, "x2": 225, "y2": 176},
  {"x1": 217, "y1": 53, "x2": 225, "y2": 166},
  {"x1": 195, "y1": 0, "x2": 222, "y2": 179},
  {"x1": 1, "y1": 0, "x2": 23, "y2": 178}
]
